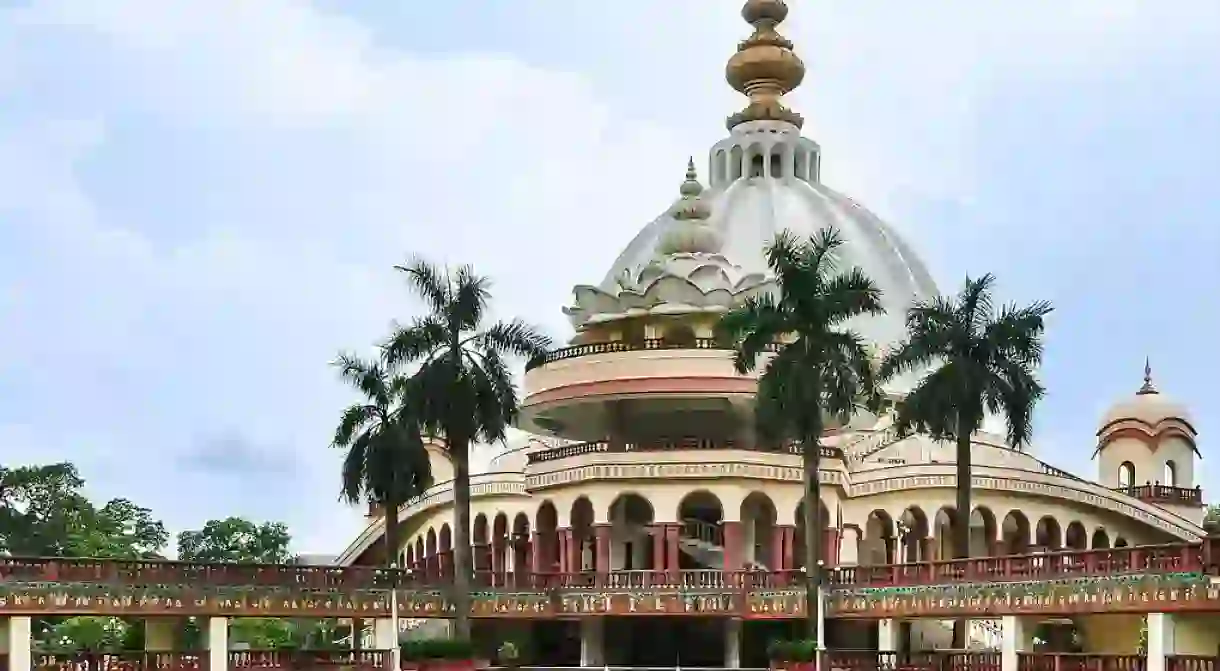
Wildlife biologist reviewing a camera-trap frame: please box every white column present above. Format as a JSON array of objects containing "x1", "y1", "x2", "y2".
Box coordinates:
[
  {"x1": 374, "y1": 618, "x2": 397, "y2": 650},
  {"x1": 725, "y1": 619, "x2": 742, "y2": 669},
  {"x1": 878, "y1": 619, "x2": 898, "y2": 652},
  {"x1": 1001, "y1": 616, "x2": 1029, "y2": 671},
  {"x1": 5, "y1": 616, "x2": 32, "y2": 671},
  {"x1": 580, "y1": 619, "x2": 604, "y2": 666},
  {"x1": 816, "y1": 578, "x2": 826, "y2": 650},
  {"x1": 1146, "y1": 612, "x2": 1176, "y2": 671},
  {"x1": 205, "y1": 618, "x2": 228, "y2": 671}
]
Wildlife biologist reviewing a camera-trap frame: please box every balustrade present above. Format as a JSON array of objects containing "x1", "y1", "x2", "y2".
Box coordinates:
[
  {"x1": 525, "y1": 437, "x2": 842, "y2": 465},
  {"x1": 1017, "y1": 653, "x2": 1146, "y2": 671},
  {"x1": 525, "y1": 337, "x2": 781, "y2": 371},
  {"x1": 1113, "y1": 483, "x2": 1204, "y2": 507}
]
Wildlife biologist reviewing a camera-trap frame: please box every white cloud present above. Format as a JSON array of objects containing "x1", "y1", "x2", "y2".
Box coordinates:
[{"x1": 0, "y1": 0, "x2": 1216, "y2": 554}]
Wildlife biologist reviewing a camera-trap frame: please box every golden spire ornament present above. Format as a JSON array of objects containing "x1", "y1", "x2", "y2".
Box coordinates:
[{"x1": 725, "y1": 0, "x2": 806, "y2": 130}]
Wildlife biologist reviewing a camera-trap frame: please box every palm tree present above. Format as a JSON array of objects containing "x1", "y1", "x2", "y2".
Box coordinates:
[
  {"x1": 878, "y1": 273, "x2": 1051, "y2": 647},
  {"x1": 383, "y1": 258, "x2": 552, "y2": 639},
  {"x1": 716, "y1": 227, "x2": 886, "y2": 641},
  {"x1": 332, "y1": 353, "x2": 433, "y2": 573}
]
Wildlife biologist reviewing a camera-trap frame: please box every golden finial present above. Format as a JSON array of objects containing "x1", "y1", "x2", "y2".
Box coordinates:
[
  {"x1": 1137, "y1": 357, "x2": 1158, "y2": 395},
  {"x1": 725, "y1": 0, "x2": 806, "y2": 131}
]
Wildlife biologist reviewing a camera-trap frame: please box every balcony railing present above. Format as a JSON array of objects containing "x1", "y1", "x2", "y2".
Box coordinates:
[
  {"x1": 3, "y1": 538, "x2": 1218, "y2": 592},
  {"x1": 525, "y1": 337, "x2": 780, "y2": 371},
  {"x1": 525, "y1": 437, "x2": 843, "y2": 465},
  {"x1": 1113, "y1": 483, "x2": 1204, "y2": 507}
]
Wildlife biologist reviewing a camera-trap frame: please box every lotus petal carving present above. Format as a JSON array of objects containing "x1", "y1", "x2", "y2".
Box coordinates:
[{"x1": 565, "y1": 252, "x2": 773, "y2": 329}]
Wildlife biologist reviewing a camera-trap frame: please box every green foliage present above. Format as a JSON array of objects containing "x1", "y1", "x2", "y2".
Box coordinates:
[
  {"x1": 40, "y1": 617, "x2": 129, "y2": 653},
  {"x1": 766, "y1": 639, "x2": 818, "y2": 662},
  {"x1": 177, "y1": 517, "x2": 294, "y2": 564},
  {"x1": 716, "y1": 228, "x2": 886, "y2": 444},
  {"x1": 400, "y1": 638, "x2": 475, "y2": 661},
  {"x1": 717, "y1": 227, "x2": 885, "y2": 641},
  {"x1": 1204, "y1": 504, "x2": 1220, "y2": 532},
  {"x1": 379, "y1": 257, "x2": 552, "y2": 638},
  {"x1": 0, "y1": 463, "x2": 167, "y2": 559},
  {"x1": 878, "y1": 273, "x2": 1052, "y2": 452}
]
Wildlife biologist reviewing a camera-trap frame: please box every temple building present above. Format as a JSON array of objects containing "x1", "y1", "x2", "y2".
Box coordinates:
[{"x1": 336, "y1": 1, "x2": 1213, "y2": 667}]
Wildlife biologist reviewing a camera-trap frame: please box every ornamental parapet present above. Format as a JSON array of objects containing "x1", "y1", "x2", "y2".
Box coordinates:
[
  {"x1": 524, "y1": 337, "x2": 779, "y2": 372},
  {"x1": 1112, "y1": 483, "x2": 1204, "y2": 507},
  {"x1": 525, "y1": 437, "x2": 843, "y2": 465},
  {"x1": 4, "y1": 541, "x2": 1220, "y2": 618}
]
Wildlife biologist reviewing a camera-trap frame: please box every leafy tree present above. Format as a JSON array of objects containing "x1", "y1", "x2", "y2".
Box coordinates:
[
  {"x1": 879, "y1": 273, "x2": 1051, "y2": 647},
  {"x1": 177, "y1": 517, "x2": 293, "y2": 564},
  {"x1": 1205, "y1": 504, "x2": 1220, "y2": 533},
  {"x1": 332, "y1": 354, "x2": 433, "y2": 571},
  {"x1": 40, "y1": 616, "x2": 129, "y2": 653},
  {"x1": 716, "y1": 228, "x2": 885, "y2": 641},
  {"x1": 178, "y1": 516, "x2": 303, "y2": 650},
  {"x1": 382, "y1": 258, "x2": 552, "y2": 639},
  {"x1": 0, "y1": 463, "x2": 167, "y2": 559}
]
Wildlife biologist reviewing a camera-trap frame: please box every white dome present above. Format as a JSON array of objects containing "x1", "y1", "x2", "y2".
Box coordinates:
[
  {"x1": 599, "y1": 122, "x2": 939, "y2": 353},
  {"x1": 1099, "y1": 365, "x2": 1195, "y2": 432}
]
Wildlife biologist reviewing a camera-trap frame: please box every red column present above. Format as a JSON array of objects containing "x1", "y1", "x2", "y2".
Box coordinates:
[
  {"x1": 823, "y1": 528, "x2": 841, "y2": 567},
  {"x1": 531, "y1": 531, "x2": 545, "y2": 574},
  {"x1": 665, "y1": 524, "x2": 681, "y2": 577},
  {"x1": 491, "y1": 538, "x2": 505, "y2": 583},
  {"x1": 722, "y1": 521, "x2": 744, "y2": 571},
  {"x1": 781, "y1": 526, "x2": 796, "y2": 570},
  {"x1": 771, "y1": 526, "x2": 787, "y2": 570},
  {"x1": 595, "y1": 524, "x2": 612, "y2": 573},
  {"x1": 650, "y1": 524, "x2": 666, "y2": 572},
  {"x1": 568, "y1": 529, "x2": 584, "y2": 574}
]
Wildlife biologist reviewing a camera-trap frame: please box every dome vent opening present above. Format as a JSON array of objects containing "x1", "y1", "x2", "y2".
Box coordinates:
[
  {"x1": 769, "y1": 151, "x2": 782, "y2": 177},
  {"x1": 794, "y1": 150, "x2": 808, "y2": 181}
]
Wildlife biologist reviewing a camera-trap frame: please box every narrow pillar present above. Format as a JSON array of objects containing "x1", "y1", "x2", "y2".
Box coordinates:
[
  {"x1": 564, "y1": 529, "x2": 581, "y2": 575},
  {"x1": 4, "y1": 616, "x2": 32, "y2": 671},
  {"x1": 651, "y1": 525, "x2": 666, "y2": 571},
  {"x1": 594, "y1": 524, "x2": 612, "y2": 574},
  {"x1": 374, "y1": 618, "x2": 396, "y2": 650},
  {"x1": 1000, "y1": 615, "x2": 1029, "y2": 671},
  {"x1": 491, "y1": 538, "x2": 506, "y2": 585},
  {"x1": 665, "y1": 524, "x2": 682, "y2": 576},
  {"x1": 579, "y1": 619, "x2": 604, "y2": 666},
  {"x1": 205, "y1": 618, "x2": 228, "y2": 671},
  {"x1": 723, "y1": 521, "x2": 744, "y2": 571},
  {"x1": 1146, "y1": 612, "x2": 1176, "y2": 671},
  {"x1": 838, "y1": 527, "x2": 859, "y2": 566},
  {"x1": 781, "y1": 526, "x2": 796, "y2": 570},
  {"x1": 725, "y1": 618, "x2": 742, "y2": 668},
  {"x1": 823, "y1": 528, "x2": 841, "y2": 566},
  {"x1": 770, "y1": 526, "x2": 787, "y2": 570},
  {"x1": 877, "y1": 619, "x2": 898, "y2": 652}
]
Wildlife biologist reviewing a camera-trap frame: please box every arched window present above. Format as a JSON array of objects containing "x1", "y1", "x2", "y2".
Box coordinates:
[
  {"x1": 769, "y1": 151, "x2": 782, "y2": 177},
  {"x1": 1164, "y1": 460, "x2": 1177, "y2": 487},
  {"x1": 1118, "y1": 461, "x2": 1135, "y2": 487}
]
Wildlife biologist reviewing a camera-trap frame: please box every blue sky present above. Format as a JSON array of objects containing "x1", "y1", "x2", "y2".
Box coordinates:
[{"x1": 1, "y1": 0, "x2": 1218, "y2": 553}]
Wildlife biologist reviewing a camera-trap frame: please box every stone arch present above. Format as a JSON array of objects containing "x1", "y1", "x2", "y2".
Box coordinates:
[
  {"x1": 1001, "y1": 511, "x2": 1030, "y2": 554},
  {"x1": 414, "y1": 537, "x2": 425, "y2": 569},
  {"x1": 535, "y1": 501, "x2": 560, "y2": 573},
  {"x1": 663, "y1": 322, "x2": 697, "y2": 347},
  {"x1": 746, "y1": 142, "x2": 766, "y2": 178},
  {"x1": 741, "y1": 491, "x2": 777, "y2": 569},
  {"x1": 472, "y1": 514, "x2": 490, "y2": 577},
  {"x1": 426, "y1": 528, "x2": 438, "y2": 556},
  {"x1": 1114, "y1": 536, "x2": 1129, "y2": 548},
  {"x1": 768, "y1": 145, "x2": 783, "y2": 177},
  {"x1": 1091, "y1": 528, "x2": 1110, "y2": 549},
  {"x1": 933, "y1": 506, "x2": 958, "y2": 561},
  {"x1": 1035, "y1": 516, "x2": 1062, "y2": 550},
  {"x1": 1164, "y1": 459, "x2": 1178, "y2": 487},
  {"x1": 794, "y1": 150, "x2": 809, "y2": 181},
  {"x1": 609, "y1": 492, "x2": 655, "y2": 571},
  {"x1": 793, "y1": 498, "x2": 833, "y2": 568},
  {"x1": 425, "y1": 528, "x2": 438, "y2": 579},
  {"x1": 898, "y1": 506, "x2": 930, "y2": 562},
  {"x1": 971, "y1": 506, "x2": 999, "y2": 557},
  {"x1": 405, "y1": 544, "x2": 415, "y2": 571},
  {"x1": 729, "y1": 145, "x2": 744, "y2": 181},
  {"x1": 1065, "y1": 522, "x2": 1088, "y2": 550},
  {"x1": 511, "y1": 512, "x2": 531, "y2": 576},
  {"x1": 713, "y1": 149, "x2": 727, "y2": 186},
  {"x1": 439, "y1": 524, "x2": 453, "y2": 579},
  {"x1": 862, "y1": 510, "x2": 895, "y2": 565},
  {"x1": 571, "y1": 497, "x2": 596, "y2": 572},
  {"x1": 1119, "y1": 461, "x2": 1136, "y2": 487}
]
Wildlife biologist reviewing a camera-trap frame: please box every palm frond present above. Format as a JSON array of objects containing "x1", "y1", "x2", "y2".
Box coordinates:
[
  {"x1": 476, "y1": 318, "x2": 553, "y2": 361},
  {"x1": 820, "y1": 267, "x2": 886, "y2": 325},
  {"x1": 333, "y1": 353, "x2": 389, "y2": 407},
  {"x1": 716, "y1": 293, "x2": 788, "y2": 375},
  {"x1": 451, "y1": 265, "x2": 491, "y2": 332},
  {"x1": 383, "y1": 316, "x2": 449, "y2": 368},
  {"x1": 395, "y1": 256, "x2": 451, "y2": 315}
]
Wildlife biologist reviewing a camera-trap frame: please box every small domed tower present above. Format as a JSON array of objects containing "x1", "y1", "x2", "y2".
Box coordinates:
[{"x1": 1095, "y1": 360, "x2": 1201, "y2": 514}]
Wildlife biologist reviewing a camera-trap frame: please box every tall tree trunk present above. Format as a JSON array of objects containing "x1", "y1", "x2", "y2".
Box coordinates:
[
  {"x1": 950, "y1": 424, "x2": 972, "y2": 649},
  {"x1": 378, "y1": 495, "x2": 400, "y2": 653},
  {"x1": 802, "y1": 431, "x2": 823, "y2": 642},
  {"x1": 451, "y1": 440, "x2": 473, "y2": 640}
]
